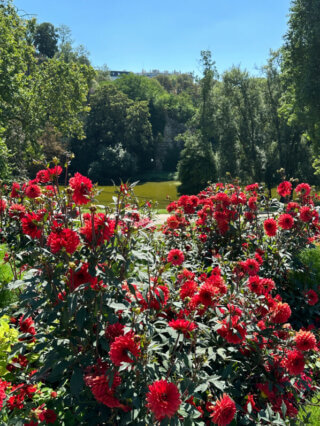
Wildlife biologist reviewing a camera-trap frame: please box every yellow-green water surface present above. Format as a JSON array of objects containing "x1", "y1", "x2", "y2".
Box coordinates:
[{"x1": 95, "y1": 181, "x2": 180, "y2": 209}]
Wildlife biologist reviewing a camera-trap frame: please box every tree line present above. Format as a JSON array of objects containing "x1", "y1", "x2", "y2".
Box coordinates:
[{"x1": 1, "y1": 0, "x2": 319, "y2": 194}]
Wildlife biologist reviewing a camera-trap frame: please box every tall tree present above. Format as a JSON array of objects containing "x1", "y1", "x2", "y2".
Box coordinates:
[
  {"x1": 34, "y1": 22, "x2": 58, "y2": 58},
  {"x1": 281, "y1": 0, "x2": 320, "y2": 149},
  {"x1": 70, "y1": 84, "x2": 153, "y2": 183},
  {"x1": 177, "y1": 51, "x2": 217, "y2": 193}
]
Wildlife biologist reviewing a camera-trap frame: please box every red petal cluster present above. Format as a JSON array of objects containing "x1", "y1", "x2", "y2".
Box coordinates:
[
  {"x1": 69, "y1": 172, "x2": 93, "y2": 205},
  {"x1": 277, "y1": 181, "x2": 292, "y2": 197},
  {"x1": 270, "y1": 302, "x2": 291, "y2": 323},
  {"x1": 167, "y1": 249, "x2": 185, "y2": 266},
  {"x1": 168, "y1": 319, "x2": 197, "y2": 337},
  {"x1": 295, "y1": 330, "x2": 317, "y2": 351},
  {"x1": 109, "y1": 333, "x2": 141, "y2": 366},
  {"x1": 209, "y1": 393, "x2": 236, "y2": 426},
  {"x1": 284, "y1": 349, "x2": 305, "y2": 375},
  {"x1": 21, "y1": 212, "x2": 42, "y2": 239},
  {"x1": 47, "y1": 225, "x2": 80, "y2": 254},
  {"x1": 80, "y1": 213, "x2": 115, "y2": 246},
  {"x1": 278, "y1": 213, "x2": 294, "y2": 230},
  {"x1": 146, "y1": 380, "x2": 181, "y2": 421},
  {"x1": 264, "y1": 218, "x2": 277, "y2": 237}
]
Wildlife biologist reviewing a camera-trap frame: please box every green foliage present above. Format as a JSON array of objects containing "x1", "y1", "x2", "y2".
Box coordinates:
[
  {"x1": 281, "y1": 0, "x2": 320, "y2": 148},
  {"x1": 71, "y1": 84, "x2": 153, "y2": 182},
  {"x1": 177, "y1": 131, "x2": 216, "y2": 194},
  {"x1": 0, "y1": 169, "x2": 320, "y2": 424},
  {"x1": 33, "y1": 22, "x2": 58, "y2": 58},
  {"x1": 28, "y1": 58, "x2": 95, "y2": 140},
  {"x1": 0, "y1": 2, "x2": 94, "y2": 176},
  {"x1": 0, "y1": 136, "x2": 11, "y2": 179},
  {"x1": 0, "y1": 1, "x2": 35, "y2": 127}
]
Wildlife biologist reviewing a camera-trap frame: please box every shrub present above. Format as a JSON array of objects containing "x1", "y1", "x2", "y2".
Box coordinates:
[{"x1": 0, "y1": 174, "x2": 319, "y2": 425}]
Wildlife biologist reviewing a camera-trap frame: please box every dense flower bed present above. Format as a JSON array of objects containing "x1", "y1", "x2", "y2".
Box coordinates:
[{"x1": 0, "y1": 167, "x2": 320, "y2": 425}]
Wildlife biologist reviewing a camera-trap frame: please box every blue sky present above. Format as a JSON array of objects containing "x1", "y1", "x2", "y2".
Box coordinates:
[{"x1": 14, "y1": 0, "x2": 291, "y2": 76}]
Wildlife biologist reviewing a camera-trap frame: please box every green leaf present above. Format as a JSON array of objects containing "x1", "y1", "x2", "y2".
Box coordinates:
[{"x1": 70, "y1": 366, "x2": 84, "y2": 395}]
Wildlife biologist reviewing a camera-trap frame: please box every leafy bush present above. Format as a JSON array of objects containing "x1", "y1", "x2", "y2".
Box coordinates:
[{"x1": 0, "y1": 171, "x2": 320, "y2": 425}]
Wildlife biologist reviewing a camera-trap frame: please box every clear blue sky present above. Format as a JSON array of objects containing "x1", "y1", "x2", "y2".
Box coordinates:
[{"x1": 14, "y1": 0, "x2": 292, "y2": 76}]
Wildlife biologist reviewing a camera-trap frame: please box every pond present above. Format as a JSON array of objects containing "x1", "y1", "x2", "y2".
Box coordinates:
[{"x1": 95, "y1": 181, "x2": 180, "y2": 209}]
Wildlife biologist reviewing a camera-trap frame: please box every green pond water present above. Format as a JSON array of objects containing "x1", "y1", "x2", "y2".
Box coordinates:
[{"x1": 95, "y1": 181, "x2": 180, "y2": 209}]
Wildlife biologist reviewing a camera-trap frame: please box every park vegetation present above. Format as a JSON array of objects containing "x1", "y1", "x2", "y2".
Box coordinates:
[
  {"x1": 1, "y1": 0, "x2": 320, "y2": 194},
  {"x1": 0, "y1": 168, "x2": 320, "y2": 424}
]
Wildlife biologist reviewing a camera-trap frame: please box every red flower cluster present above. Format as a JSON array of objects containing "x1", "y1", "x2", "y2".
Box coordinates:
[
  {"x1": 21, "y1": 212, "x2": 43, "y2": 239},
  {"x1": 284, "y1": 349, "x2": 305, "y2": 375},
  {"x1": 84, "y1": 364, "x2": 129, "y2": 410},
  {"x1": 218, "y1": 315, "x2": 246, "y2": 344},
  {"x1": 146, "y1": 380, "x2": 181, "y2": 421},
  {"x1": 80, "y1": 213, "x2": 115, "y2": 246},
  {"x1": 264, "y1": 218, "x2": 277, "y2": 237},
  {"x1": 109, "y1": 333, "x2": 141, "y2": 366},
  {"x1": 277, "y1": 181, "x2": 292, "y2": 197},
  {"x1": 69, "y1": 172, "x2": 93, "y2": 205},
  {"x1": 47, "y1": 222, "x2": 80, "y2": 254},
  {"x1": 295, "y1": 330, "x2": 317, "y2": 351},
  {"x1": 209, "y1": 393, "x2": 236, "y2": 426},
  {"x1": 270, "y1": 302, "x2": 291, "y2": 324},
  {"x1": 167, "y1": 249, "x2": 185, "y2": 266},
  {"x1": 168, "y1": 319, "x2": 197, "y2": 338},
  {"x1": 278, "y1": 213, "x2": 294, "y2": 230}
]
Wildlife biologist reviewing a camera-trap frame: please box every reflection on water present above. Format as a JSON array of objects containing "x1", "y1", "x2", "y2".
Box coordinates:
[{"x1": 96, "y1": 181, "x2": 180, "y2": 209}]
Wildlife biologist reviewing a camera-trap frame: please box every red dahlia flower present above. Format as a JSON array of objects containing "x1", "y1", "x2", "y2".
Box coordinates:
[
  {"x1": 209, "y1": 393, "x2": 236, "y2": 426},
  {"x1": 264, "y1": 218, "x2": 277, "y2": 236},
  {"x1": 300, "y1": 206, "x2": 313, "y2": 222},
  {"x1": 69, "y1": 172, "x2": 93, "y2": 205},
  {"x1": 19, "y1": 316, "x2": 36, "y2": 336},
  {"x1": 8, "y1": 203, "x2": 25, "y2": 219},
  {"x1": 25, "y1": 183, "x2": 41, "y2": 199},
  {"x1": 270, "y1": 302, "x2": 291, "y2": 323},
  {"x1": 278, "y1": 213, "x2": 294, "y2": 230},
  {"x1": 295, "y1": 330, "x2": 317, "y2": 351},
  {"x1": 167, "y1": 249, "x2": 185, "y2": 266},
  {"x1": 147, "y1": 285, "x2": 170, "y2": 310},
  {"x1": 284, "y1": 349, "x2": 305, "y2": 375},
  {"x1": 180, "y1": 279, "x2": 197, "y2": 300},
  {"x1": 198, "y1": 282, "x2": 220, "y2": 307},
  {"x1": 245, "y1": 183, "x2": 259, "y2": 192},
  {"x1": 105, "y1": 322, "x2": 125, "y2": 343},
  {"x1": 109, "y1": 333, "x2": 140, "y2": 366},
  {"x1": 48, "y1": 165, "x2": 63, "y2": 178},
  {"x1": 67, "y1": 263, "x2": 97, "y2": 291},
  {"x1": 10, "y1": 182, "x2": 20, "y2": 198},
  {"x1": 248, "y1": 275, "x2": 263, "y2": 295},
  {"x1": 0, "y1": 199, "x2": 6, "y2": 213},
  {"x1": 218, "y1": 316, "x2": 246, "y2": 344},
  {"x1": 166, "y1": 215, "x2": 181, "y2": 229},
  {"x1": 277, "y1": 181, "x2": 292, "y2": 197},
  {"x1": 168, "y1": 319, "x2": 197, "y2": 337},
  {"x1": 286, "y1": 202, "x2": 300, "y2": 215},
  {"x1": 295, "y1": 183, "x2": 311, "y2": 197},
  {"x1": 241, "y1": 258, "x2": 260, "y2": 276},
  {"x1": 146, "y1": 380, "x2": 181, "y2": 421},
  {"x1": 36, "y1": 169, "x2": 51, "y2": 183},
  {"x1": 80, "y1": 213, "x2": 115, "y2": 246},
  {"x1": 248, "y1": 196, "x2": 257, "y2": 210},
  {"x1": 305, "y1": 289, "x2": 319, "y2": 305},
  {"x1": 47, "y1": 226, "x2": 80, "y2": 254},
  {"x1": 84, "y1": 368, "x2": 126, "y2": 409},
  {"x1": 38, "y1": 409, "x2": 57, "y2": 424},
  {"x1": 21, "y1": 212, "x2": 42, "y2": 239}
]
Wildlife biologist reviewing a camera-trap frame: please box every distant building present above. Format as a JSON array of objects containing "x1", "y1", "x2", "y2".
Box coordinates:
[{"x1": 109, "y1": 70, "x2": 131, "y2": 80}]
